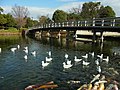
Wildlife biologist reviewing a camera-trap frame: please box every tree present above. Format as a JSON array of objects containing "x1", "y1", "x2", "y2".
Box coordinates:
[
  {"x1": 11, "y1": 5, "x2": 29, "y2": 29},
  {"x1": 4, "y1": 13, "x2": 16, "y2": 27},
  {"x1": 39, "y1": 15, "x2": 51, "y2": 25},
  {"x1": 69, "y1": 5, "x2": 81, "y2": 14},
  {"x1": 0, "y1": 7, "x2": 3, "y2": 14},
  {"x1": 68, "y1": 5, "x2": 82, "y2": 21},
  {"x1": 81, "y1": 2, "x2": 101, "y2": 19},
  {"x1": 0, "y1": 14, "x2": 7, "y2": 29},
  {"x1": 25, "y1": 17, "x2": 33, "y2": 28},
  {"x1": 52, "y1": 10, "x2": 68, "y2": 22},
  {"x1": 99, "y1": 6, "x2": 116, "y2": 18},
  {"x1": 67, "y1": 13, "x2": 82, "y2": 21}
]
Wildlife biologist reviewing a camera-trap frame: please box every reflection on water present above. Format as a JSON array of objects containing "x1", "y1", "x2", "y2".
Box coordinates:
[{"x1": 0, "y1": 35, "x2": 120, "y2": 90}]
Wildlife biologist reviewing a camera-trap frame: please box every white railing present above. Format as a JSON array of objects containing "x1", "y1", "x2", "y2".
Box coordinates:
[{"x1": 30, "y1": 17, "x2": 120, "y2": 30}]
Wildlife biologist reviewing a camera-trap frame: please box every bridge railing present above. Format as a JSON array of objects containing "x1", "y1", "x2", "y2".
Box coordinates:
[{"x1": 30, "y1": 17, "x2": 120, "y2": 30}]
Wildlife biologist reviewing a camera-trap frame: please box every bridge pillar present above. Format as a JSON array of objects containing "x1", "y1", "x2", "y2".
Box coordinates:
[
  {"x1": 73, "y1": 30, "x2": 77, "y2": 39},
  {"x1": 92, "y1": 31, "x2": 96, "y2": 42},
  {"x1": 100, "y1": 31, "x2": 104, "y2": 43}
]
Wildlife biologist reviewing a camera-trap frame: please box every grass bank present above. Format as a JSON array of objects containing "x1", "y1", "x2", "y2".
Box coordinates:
[{"x1": 0, "y1": 27, "x2": 27, "y2": 35}]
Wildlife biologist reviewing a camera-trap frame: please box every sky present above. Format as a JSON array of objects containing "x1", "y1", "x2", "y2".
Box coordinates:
[{"x1": 0, "y1": 0, "x2": 120, "y2": 20}]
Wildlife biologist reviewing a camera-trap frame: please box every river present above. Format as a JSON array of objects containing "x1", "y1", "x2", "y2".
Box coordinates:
[{"x1": 0, "y1": 35, "x2": 120, "y2": 90}]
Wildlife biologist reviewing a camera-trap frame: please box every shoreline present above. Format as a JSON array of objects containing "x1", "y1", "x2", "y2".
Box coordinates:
[{"x1": 76, "y1": 30, "x2": 120, "y2": 37}]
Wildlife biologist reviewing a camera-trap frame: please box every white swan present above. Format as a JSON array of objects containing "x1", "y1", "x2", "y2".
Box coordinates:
[
  {"x1": 95, "y1": 59, "x2": 100, "y2": 65},
  {"x1": 17, "y1": 45, "x2": 20, "y2": 49},
  {"x1": 65, "y1": 54, "x2": 68, "y2": 59},
  {"x1": 103, "y1": 56, "x2": 109, "y2": 63},
  {"x1": 82, "y1": 60, "x2": 90, "y2": 66},
  {"x1": 46, "y1": 57, "x2": 52, "y2": 62},
  {"x1": 63, "y1": 62, "x2": 72, "y2": 69},
  {"x1": 97, "y1": 54, "x2": 103, "y2": 59},
  {"x1": 0, "y1": 48, "x2": 1, "y2": 53},
  {"x1": 31, "y1": 51, "x2": 36, "y2": 57},
  {"x1": 24, "y1": 55, "x2": 28, "y2": 60},
  {"x1": 97, "y1": 65, "x2": 101, "y2": 73},
  {"x1": 11, "y1": 48, "x2": 17, "y2": 53},
  {"x1": 89, "y1": 52, "x2": 95, "y2": 57},
  {"x1": 24, "y1": 46, "x2": 28, "y2": 50},
  {"x1": 66, "y1": 59, "x2": 72, "y2": 65},
  {"x1": 23, "y1": 49, "x2": 28, "y2": 54},
  {"x1": 42, "y1": 61, "x2": 49, "y2": 67},
  {"x1": 48, "y1": 51, "x2": 51, "y2": 57},
  {"x1": 74, "y1": 56, "x2": 82, "y2": 62},
  {"x1": 82, "y1": 54, "x2": 88, "y2": 59}
]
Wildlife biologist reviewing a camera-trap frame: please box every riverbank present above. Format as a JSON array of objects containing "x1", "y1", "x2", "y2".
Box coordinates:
[
  {"x1": 76, "y1": 30, "x2": 120, "y2": 37},
  {"x1": 0, "y1": 28, "x2": 27, "y2": 35}
]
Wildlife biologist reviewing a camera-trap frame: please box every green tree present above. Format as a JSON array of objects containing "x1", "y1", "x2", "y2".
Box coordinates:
[
  {"x1": 4, "y1": 13, "x2": 16, "y2": 27},
  {"x1": 25, "y1": 17, "x2": 33, "y2": 28},
  {"x1": 67, "y1": 13, "x2": 82, "y2": 21},
  {"x1": 39, "y1": 15, "x2": 51, "y2": 24},
  {"x1": 81, "y1": 2, "x2": 101, "y2": 19},
  {"x1": 52, "y1": 10, "x2": 67, "y2": 22},
  {"x1": 0, "y1": 14, "x2": 7, "y2": 29},
  {"x1": 0, "y1": 7, "x2": 3, "y2": 14},
  {"x1": 99, "y1": 6, "x2": 116, "y2": 18}
]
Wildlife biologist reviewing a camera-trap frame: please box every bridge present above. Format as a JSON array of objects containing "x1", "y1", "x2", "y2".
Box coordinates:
[{"x1": 26, "y1": 17, "x2": 120, "y2": 42}]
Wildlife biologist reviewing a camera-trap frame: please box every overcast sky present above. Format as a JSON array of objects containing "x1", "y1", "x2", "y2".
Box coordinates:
[{"x1": 1, "y1": 0, "x2": 120, "y2": 20}]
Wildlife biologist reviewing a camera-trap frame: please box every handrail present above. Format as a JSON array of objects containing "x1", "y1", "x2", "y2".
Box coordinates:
[{"x1": 29, "y1": 17, "x2": 120, "y2": 30}]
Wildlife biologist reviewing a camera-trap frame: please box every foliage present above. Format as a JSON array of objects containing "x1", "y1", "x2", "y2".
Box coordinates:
[
  {"x1": 99, "y1": 6, "x2": 116, "y2": 18},
  {"x1": 0, "y1": 14, "x2": 7, "y2": 29},
  {"x1": 39, "y1": 15, "x2": 52, "y2": 24},
  {"x1": 11, "y1": 5, "x2": 29, "y2": 29},
  {"x1": 0, "y1": 7, "x2": 3, "y2": 14},
  {"x1": 25, "y1": 17, "x2": 33, "y2": 28},
  {"x1": 69, "y1": 5, "x2": 81, "y2": 14},
  {"x1": 3, "y1": 13, "x2": 16, "y2": 27},
  {"x1": 81, "y1": 2, "x2": 101, "y2": 19},
  {"x1": 52, "y1": 10, "x2": 68, "y2": 22},
  {"x1": 67, "y1": 13, "x2": 82, "y2": 21}
]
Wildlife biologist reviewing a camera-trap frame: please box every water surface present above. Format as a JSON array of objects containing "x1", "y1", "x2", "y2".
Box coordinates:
[{"x1": 0, "y1": 35, "x2": 120, "y2": 90}]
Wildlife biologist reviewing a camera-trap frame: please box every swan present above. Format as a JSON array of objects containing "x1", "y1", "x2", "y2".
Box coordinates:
[
  {"x1": 97, "y1": 54, "x2": 103, "y2": 59},
  {"x1": 97, "y1": 65, "x2": 102, "y2": 73},
  {"x1": 24, "y1": 46, "x2": 28, "y2": 50},
  {"x1": 31, "y1": 51, "x2": 36, "y2": 57},
  {"x1": 63, "y1": 62, "x2": 72, "y2": 69},
  {"x1": 11, "y1": 48, "x2": 17, "y2": 53},
  {"x1": 42, "y1": 61, "x2": 49, "y2": 67},
  {"x1": 95, "y1": 59, "x2": 100, "y2": 65},
  {"x1": 24, "y1": 55, "x2": 28, "y2": 60},
  {"x1": 48, "y1": 51, "x2": 51, "y2": 57},
  {"x1": 82, "y1": 60, "x2": 90, "y2": 66},
  {"x1": 74, "y1": 56, "x2": 82, "y2": 62},
  {"x1": 89, "y1": 52, "x2": 95, "y2": 57},
  {"x1": 103, "y1": 56, "x2": 109, "y2": 63},
  {"x1": 17, "y1": 45, "x2": 20, "y2": 49},
  {"x1": 0, "y1": 48, "x2": 1, "y2": 53},
  {"x1": 46, "y1": 57, "x2": 52, "y2": 62},
  {"x1": 82, "y1": 54, "x2": 88, "y2": 59},
  {"x1": 65, "y1": 54, "x2": 68, "y2": 59},
  {"x1": 66, "y1": 59, "x2": 72, "y2": 65},
  {"x1": 23, "y1": 49, "x2": 28, "y2": 54}
]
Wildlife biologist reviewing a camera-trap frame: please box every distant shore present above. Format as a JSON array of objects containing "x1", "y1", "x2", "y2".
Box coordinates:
[
  {"x1": 0, "y1": 28, "x2": 25, "y2": 35},
  {"x1": 76, "y1": 30, "x2": 120, "y2": 37},
  {"x1": 0, "y1": 32, "x2": 21, "y2": 35}
]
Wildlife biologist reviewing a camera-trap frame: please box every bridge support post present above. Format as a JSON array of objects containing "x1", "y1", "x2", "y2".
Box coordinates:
[
  {"x1": 73, "y1": 30, "x2": 77, "y2": 39},
  {"x1": 100, "y1": 31, "x2": 104, "y2": 43},
  {"x1": 66, "y1": 30, "x2": 69, "y2": 39},
  {"x1": 92, "y1": 31, "x2": 96, "y2": 43}
]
